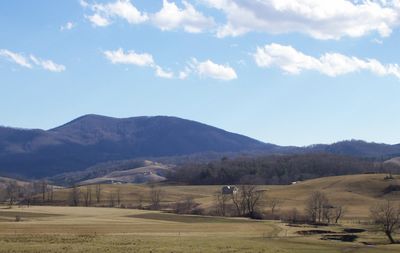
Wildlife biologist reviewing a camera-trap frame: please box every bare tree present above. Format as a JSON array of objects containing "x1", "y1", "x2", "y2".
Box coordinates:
[
  {"x1": 69, "y1": 185, "x2": 80, "y2": 206},
  {"x1": 137, "y1": 193, "x2": 144, "y2": 209},
  {"x1": 149, "y1": 185, "x2": 163, "y2": 210},
  {"x1": 109, "y1": 192, "x2": 116, "y2": 207},
  {"x1": 287, "y1": 208, "x2": 300, "y2": 224},
  {"x1": 22, "y1": 183, "x2": 34, "y2": 207},
  {"x1": 116, "y1": 188, "x2": 121, "y2": 207},
  {"x1": 47, "y1": 185, "x2": 54, "y2": 203},
  {"x1": 40, "y1": 180, "x2": 48, "y2": 203},
  {"x1": 305, "y1": 191, "x2": 330, "y2": 224},
  {"x1": 175, "y1": 197, "x2": 197, "y2": 214},
  {"x1": 370, "y1": 200, "x2": 400, "y2": 244},
  {"x1": 215, "y1": 192, "x2": 230, "y2": 216},
  {"x1": 95, "y1": 184, "x2": 101, "y2": 204},
  {"x1": 231, "y1": 185, "x2": 263, "y2": 217},
  {"x1": 231, "y1": 188, "x2": 246, "y2": 216},
  {"x1": 6, "y1": 181, "x2": 19, "y2": 206},
  {"x1": 83, "y1": 186, "x2": 92, "y2": 207},
  {"x1": 334, "y1": 205, "x2": 345, "y2": 224},
  {"x1": 268, "y1": 198, "x2": 282, "y2": 218}
]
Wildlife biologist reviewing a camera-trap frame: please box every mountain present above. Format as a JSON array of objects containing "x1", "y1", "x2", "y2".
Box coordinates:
[
  {"x1": 307, "y1": 140, "x2": 400, "y2": 158},
  {"x1": 1, "y1": 115, "x2": 400, "y2": 180},
  {"x1": 0, "y1": 115, "x2": 274, "y2": 178}
]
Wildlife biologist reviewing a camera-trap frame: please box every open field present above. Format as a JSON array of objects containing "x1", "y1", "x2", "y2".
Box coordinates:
[
  {"x1": 45, "y1": 174, "x2": 400, "y2": 219},
  {"x1": 1, "y1": 205, "x2": 400, "y2": 253}
]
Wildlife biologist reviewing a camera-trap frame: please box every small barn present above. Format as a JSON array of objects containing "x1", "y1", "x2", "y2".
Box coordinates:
[{"x1": 221, "y1": 185, "x2": 238, "y2": 195}]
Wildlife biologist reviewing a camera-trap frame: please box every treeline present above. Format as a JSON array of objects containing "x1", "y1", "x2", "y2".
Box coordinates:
[{"x1": 169, "y1": 153, "x2": 384, "y2": 185}]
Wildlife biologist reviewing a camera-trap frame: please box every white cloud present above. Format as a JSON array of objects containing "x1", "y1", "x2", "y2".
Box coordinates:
[
  {"x1": 86, "y1": 14, "x2": 111, "y2": 27},
  {"x1": 253, "y1": 43, "x2": 400, "y2": 79},
  {"x1": 104, "y1": 48, "x2": 155, "y2": 66},
  {"x1": 60, "y1": 21, "x2": 75, "y2": 31},
  {"x1": 30, "y1": 55, "x2": 66, "y2": 72},
  {"x1": 152, "y1": 0, "x2": 215, "y2": 33},
  {"x1": 155, "y1": 66, "x2": 174, "y2": 79},
  {"x1": 80, "y1": 0, "x2": 89, "y2": 8},
  {"x1": 84, "y1": 0, "x2": 148, "y2": 27},
  {"x1": 0, "y1": 49, "x2": 32, "y2": 68},
  {"x1": 202, "y1": 0, "x2": 400, "y2": 39},
  {"x1": 0, "y1": 49, "x2": 65, "y2": 72},
  {"x1": 192, "y1": 58, "x2": 237, "y2": 80},
  {"x1": 103, "y1": 48, "x2": 176, "y2": 79}
]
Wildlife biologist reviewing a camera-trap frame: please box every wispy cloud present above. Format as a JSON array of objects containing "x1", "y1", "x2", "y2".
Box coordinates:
[
  {"x1": 103, "y1": 48, "x2": 238, "y2": 81},
  {"x1": 104, "y1": 48, "x2": 154, "y2": 67},
  {"x1": 0, "y1": 49, "x2": 65, "y2": 72},
  {"x1": 0, "y1": 49, "x2": 32, "y2": 68},
  {"x1": 60, "y1": 21, "x2": 75, "y2": 31},
  {"x1": 253, "y1": 43, "x2": 400, "y2": 79},
  {"x1": 103, "y1": 48, "x2": 173, "y2": 79},
  {"x1": 29, "y1": 55, "x2": 66, "y2": 72}
]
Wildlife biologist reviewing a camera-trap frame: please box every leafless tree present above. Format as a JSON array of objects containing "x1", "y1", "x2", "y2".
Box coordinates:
[
  {"x1": 116, "y1": 188, "x2": 121, "y2": 207},
  {"x1": 22, "y1": 183, "x2": 34, "y2": 207},
  {"x1": 215, "y1": 192, "x2": 230, "y2": 216},
  {"x1": 231, "y1": 185, "x2": 263, "y2": 217},
  {"x1": 109, "y1": 192, "x2": 116, "y2": 207},
  {"x1": 334, "y1": 205, "x2": 345, "y2": 224},
  {"x1": 69, "y1": 185, "x2": 80, "y2": 206},
  {"x1": 287, "y1": 208, "x2": 300, "y2": 224},
  {"x1": 268, "y1": 198, "x2": 282, "y2": 218},
  {"x1": 83, "y1": 186, "x2": 92, "y2": 207},
  {"x1": 370, "y1": 200, "x2": 400, "y2": 244},
  {"x1": 6, "y1": 181, "x2": 19, "y2": 206},
  {"x1": 305, "y1": 191, "x2": 330, "y2": 223},
  {"x1": 175, "y1": 196, "x2": 197, "y2": 214},
  {"x1": 149, "y1": 185, "x2": 163, "y2": 210},
  {"x1": 40, "y1": 180, "x2": 48, "y2": 203},
  {"x1": 137, "y1": 193, "x2": 144, "y2": 209},
  {"x1": 231, "y1": 188, "x2": 246, "y2": 216},
  {"x1": 47, "y1": 185, "x2": 54, "y2": 203},
  {"x1": 95, "y1": 184, "x2": 101, "y2": 204}
]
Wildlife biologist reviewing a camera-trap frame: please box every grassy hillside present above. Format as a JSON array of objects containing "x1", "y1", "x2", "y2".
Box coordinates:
[
  {"x1": 1, "y1": 206, "x2": 400, "y2": 253},
  {"x1": 42, "y1": 173, "x2": 400, "y2": 219}
]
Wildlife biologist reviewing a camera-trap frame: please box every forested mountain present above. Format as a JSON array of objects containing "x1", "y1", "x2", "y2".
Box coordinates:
[
  {"x1": 1, "y1": 114, "x2": 400, "y2": 180},
  {"x1": 0, "y1": 115, "x2": 274, "y2": 178}
]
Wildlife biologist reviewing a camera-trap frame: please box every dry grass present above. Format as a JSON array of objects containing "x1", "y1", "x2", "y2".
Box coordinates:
[
  {"x1": 1, "y1": 174, "x2": 400, "y2": 252},
  {"x1": 0, "y1": 205, "x2": 399, "y2": 252},
  {"x1": 51, "y1": 174, "x2": 400, "y2": 219}
]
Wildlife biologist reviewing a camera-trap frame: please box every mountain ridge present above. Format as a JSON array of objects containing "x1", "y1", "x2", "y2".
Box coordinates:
[
  {"x1": 0, "y1": 115, "x2": 274, "y2": 178},
  {"x1": 1, "y1": 114, "x2": 400, "y2": 179}
]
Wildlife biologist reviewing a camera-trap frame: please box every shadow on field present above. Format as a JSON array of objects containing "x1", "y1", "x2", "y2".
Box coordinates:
[{"x1": 128, "y1": 213, "x2": 255, "y2": 223}]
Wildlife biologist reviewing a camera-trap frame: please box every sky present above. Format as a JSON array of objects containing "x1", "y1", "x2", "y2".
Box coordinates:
[{"x1": 1, "y1": 0, "x2": 400, "y2": 146}]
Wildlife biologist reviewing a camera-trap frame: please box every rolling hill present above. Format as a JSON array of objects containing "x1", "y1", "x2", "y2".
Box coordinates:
[{"x1": 0, "y1": 115, "x2": 274, "y2": 178}]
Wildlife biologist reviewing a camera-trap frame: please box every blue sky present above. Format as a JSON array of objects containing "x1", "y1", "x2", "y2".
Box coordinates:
[{"x1": 1, "y1": 0, "x2": 400, "y2": 146}]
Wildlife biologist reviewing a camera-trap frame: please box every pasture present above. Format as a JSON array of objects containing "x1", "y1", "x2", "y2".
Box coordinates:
[
  {"x1": 0, "y1": 206, "x2": 400, "y2": 253},
  {"x1": 1, "y1": 174, "x2": 400, "y2": 252}
]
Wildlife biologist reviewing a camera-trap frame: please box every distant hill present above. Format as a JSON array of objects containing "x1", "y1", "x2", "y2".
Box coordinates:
[
  {"x1": 0, "y1": 115, "x2": 274, "y2": 178},
  {"x1": 77, "y1": 161, "x2": 172, "y2": 185},
  {"x1": 307, "y1": 140, "x2": 400, "y2": 158}
]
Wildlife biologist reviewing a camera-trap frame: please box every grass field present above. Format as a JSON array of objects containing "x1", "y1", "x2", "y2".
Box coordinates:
[
  {"x1": 50, "y1": 174, "x2": 400, "y2": 219},
  {"x1": 1, "y1": 174, "x2": 400, "y2": 252},
  {"x1": 1, "y1": 205, "x2": 400, "y2": 253}
]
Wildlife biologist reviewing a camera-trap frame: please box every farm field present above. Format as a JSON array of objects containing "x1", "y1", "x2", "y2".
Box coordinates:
[
  {"x1": 1, "y1": 174, "x2": 400, "y2": 252},
  {"x1": 1, "y1": 205, "x2": 400, "y2": 253},
  {"x1": 49, "y1": 174, "x2": 400, "y2": 219}
]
